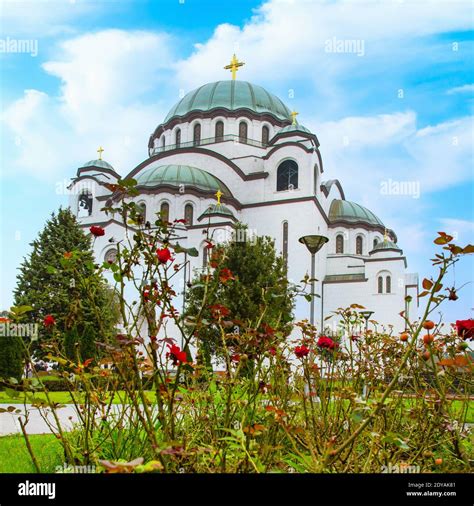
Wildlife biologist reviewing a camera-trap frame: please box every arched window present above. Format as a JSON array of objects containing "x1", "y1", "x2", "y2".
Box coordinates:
[
  {"x1": 276, "y1": 160, "x2": 298, "y2": 191},
  {"x1": 239, "y1": 121, "x2": 248, "y2": 143},
  {"x1": 262, "y1": 125, "x2": 270, "y2": 146},
  {"x1": 336, "y1": 234, "x2": 344, "y2": 254},
  {"x1": 184, "y1": 204, "x2": 194, "y2": 226},
  {"x1": 386, "y1": 276, "x2": 391, "y2": 294},
  {"x1": 175, "y1": 128, "x2": 181, "y2": 148},
  {"x1": 215, "y1": 121, "x2": 224, "y2": 142},
  {"x1": 193, "y1": 123, "x2": 201, "y2": 146},
  {"x1": 282, "y1": 221, "x2": 289, "y2": 268},
  {"x1": 161, "y1": 136, "x2": 165, "y2": 148},
  {"x1": 160, "y1": 202, "x2": 170, "y2": 222},
  {"x1": 78, "y1": 191, "x2": 93, "y2": 217},
  {"x1": 104, "y1": 248, "x2": 117, "y2": 264},
  {"x1": 356, "y1": 236, "x2": 363, "y2": 255},
  {"x1": 378, "y1": 276, "x2": 383, "y2": 294},
  {"x1": 138, "y1": 202, "x2": 146, "y2": 223},
  {"x1": 373, "y1": 238, "x2": 379, "y2": 250}
]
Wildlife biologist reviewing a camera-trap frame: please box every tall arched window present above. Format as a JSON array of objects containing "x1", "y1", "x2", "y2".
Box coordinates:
[
  {"x1": 239, "y1": 121, "x2": 248, "y2": 143},
  {"x1": 215, "y1": 121, "x2": 224, "y2": 142},
  {"x1": 161, "y1": 136, "x2": 165, "y2": 149},
  {"x1": 356, "y1": 236, "x2": 363, "y2": 255},
  {"x1": 160, "y1": 202, "x2": 170, "y2": 222},
  {"x1": 282, "y1": 221, "x2": 289, "y2": 268},
  {"x1": 175, "y1": 128, "x2": 181, "y2": 148},
  {"x1": 138, "y1": 202, "x2": 146, "y2": 223},
  {"x1": 262, "y1": 125, "x2": 270, "y2": 146},
  {"x1": 373, "y1": 238, "x2": 379, "y2": 250},
  {"x1": 193, "y1": 123, "x2": 201, "y2": 146},
  {"x1": 78, "y1": 191, "x2": 93, "y2": 217},
  {"x1": 276, "y1": 160, "x2": 298, "y2": 191},
  {"x1": 184, "y1": 204, "x2": 194, "y2": 226},
  {"x1": 378, "y1": 276, "x2": 383, "y2": 294},
  {"x1": 336, "y1": 234, "x2": 344, "y2": 254},
  {"x1": 386, "y1": 276, "x2": 392, "y2": 294}
]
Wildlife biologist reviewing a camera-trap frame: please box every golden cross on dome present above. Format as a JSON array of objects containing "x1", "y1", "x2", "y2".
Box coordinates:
[
  {"x1": 97, "y1": 146, "x2": 104, "y2": 160},
  {"x1": 290, "y1": 111, "x2": 299, "y2": 125},
  {"x1": 215, "y1": 189, "x2": 223, "y2": 205},
  {"x1": 224, "y1": 54, "x2": 245, "y2": 80}
]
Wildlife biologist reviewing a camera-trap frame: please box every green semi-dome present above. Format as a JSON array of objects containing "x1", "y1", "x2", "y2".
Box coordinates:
[
  {"x1": 135, "y1": 164, "x2": 232, "y2": 196},
  {"x1": 277, "y1": 123, "x2": 312, "y2": 135},
  {"x1": 164, "y1": 81, "x2": 292, "y2": 123},
  {"x1": 371, "y1": 240, "x2": 401, "y2": 252},
  {"x1": 329, "y1": 199, "x2": 384, "y2": 227},
  {"x1": 200, "y1": 203, "x2": 235, "y2": 219},
  {"x1": 79, "y1": 159, "x2": 115, "y2": 171}
]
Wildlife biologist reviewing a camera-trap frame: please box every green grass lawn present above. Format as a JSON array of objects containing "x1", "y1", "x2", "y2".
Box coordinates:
[
  {"x1": 0, "y1": 390, "x2": 156, "y2": 405},
  {"x1": 0, "y1": 434, "x2": 63, "y2": 473}
]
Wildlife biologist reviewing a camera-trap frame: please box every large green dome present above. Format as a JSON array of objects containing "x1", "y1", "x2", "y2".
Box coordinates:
[
  {"x1": 329, "y1": 199, "x2": 384, "y2": 227},
  {"x1": 164, "y1": 81, "x2": 292, "y2": 123},
  {"x1": 135, "y1": 164, "x2": 232, "y2": 196}
]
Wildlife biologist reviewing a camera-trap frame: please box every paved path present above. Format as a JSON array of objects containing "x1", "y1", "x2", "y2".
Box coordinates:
[
  {"x1": 0, "y1": 404, "x2": 139, "y2": 436},
  {"x1": 0, "y1": 405, "x2": 81, "y2": 436},
  {"x1": 1, "y1": 405, "x2": 473, "y2": 437}
]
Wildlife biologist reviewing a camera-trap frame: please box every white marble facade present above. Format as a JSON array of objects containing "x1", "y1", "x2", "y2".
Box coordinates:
[{"x1": 69, "y1": 79, "x2": 418, "y2": 335}]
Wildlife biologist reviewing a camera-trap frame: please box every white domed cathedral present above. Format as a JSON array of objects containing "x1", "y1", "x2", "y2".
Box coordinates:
[{"x1": 68, "y1": 55, "x2": 418, "y2": 333}]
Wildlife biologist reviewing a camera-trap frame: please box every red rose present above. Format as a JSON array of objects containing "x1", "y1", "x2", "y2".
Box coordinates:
[
  {"x1": 268, "y1": 346, "x2": 277, "y2": 356},
  {"x1": 219, "y1": 268, "x2": 235, "y2": 283},
  {"x1": 89, "y1": 226, "x2": 105, "y2": 237},
  {"x1": 43, "y1": 315, "x2": 56, "y2": 327},
  {"x1": 317, "y1": 336, "x2": 337, "y2": 350},
  {"x1": 231, "y1": 353, "x2": 240, "y2": 363},
  {"x1": 156, "y1": 247, "x2": 172, "y2": 263},
  {"x1": 209, "y1": 304, "x2": 230, "y2": 319},
  {"x1": 456, "y1": 319, "x2": 474, "y2": 340},
  {"x1": 294, "y1": 345, "x2": 310, "y2": 359},
  {"x1": 167, "y1": 344, "x2": 187, "y2": 365}
]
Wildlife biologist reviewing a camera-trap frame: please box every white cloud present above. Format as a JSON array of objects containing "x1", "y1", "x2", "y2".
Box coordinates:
[
  {"x1": 405, "y1": 116, "x2": 473, "y2": 191},
  {"x1": 447, "y1": 84, "x2": 474, "y2": 95},
  {"x1": 1, "y1": 0, "x2": 104, "y2": 36},
  {"x1": 312, "y1": 111, "x2": 417, "y2": 150},
  {"x1": 439, "y1": 218, "x2": 474, "y2": 242},
  {"x1": 174, "y1": 0, "x2": 473, "y2": 91},
  {"x1": 42, "y1": 30, "x2": 175, "y2": 129},
  {"x1": 1, "y1": 30, "x2": 174, "y2": 178}
]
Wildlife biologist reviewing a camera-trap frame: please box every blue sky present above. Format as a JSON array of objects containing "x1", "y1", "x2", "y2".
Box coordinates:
[{"x1": 0, "y1": 0, "x2": 473, "y2": 326}]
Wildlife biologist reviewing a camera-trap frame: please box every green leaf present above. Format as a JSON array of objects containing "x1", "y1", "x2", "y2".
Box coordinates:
[
  {"x1": 4, "y1": 388, "x2": 20, "y2": 398},
  {"x1": 10, "y1": 305, "x2": 33, "y2": 316}
]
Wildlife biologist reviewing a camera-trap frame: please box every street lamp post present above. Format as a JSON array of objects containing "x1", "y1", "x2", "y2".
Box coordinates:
[
  {"x1": 360, "y1": 310, "x2": 374, "y2": 332},
  {"x1": 298, "y1": 235, "x2": 329, "y2": 326}
]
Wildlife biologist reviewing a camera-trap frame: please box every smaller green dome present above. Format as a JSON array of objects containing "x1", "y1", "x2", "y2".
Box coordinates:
[
  {"x1": 201, "y1": 203, "x2": 235, "y2": 217},
  {"x1": 329, "y1": 199, "x2": 384, "y2": 227},
  {"x1": 135, "y1": 164, "x2": 231, "y2": 196},
  {"x1": 371, "y1": 240, "x2": 401, "y2": 252},
  {"x1": 277, "y1": 123, "x2": 312, "y2": 135},
  {"x1": 80, "y1": 159, "x2": 115, "y2": 171}
]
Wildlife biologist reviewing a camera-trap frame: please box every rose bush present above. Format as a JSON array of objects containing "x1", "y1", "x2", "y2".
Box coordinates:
[{"x1": 5, "y1": 181, "x2": 473, "y2": 474}]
